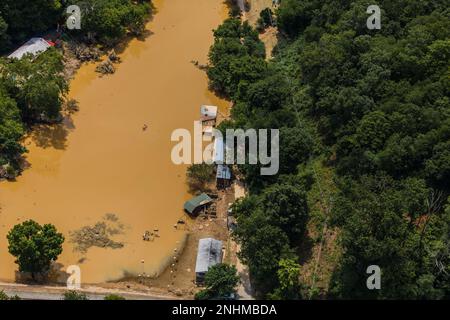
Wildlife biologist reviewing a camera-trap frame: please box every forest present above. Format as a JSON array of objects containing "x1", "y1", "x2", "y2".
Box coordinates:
[
  {"x1": 209, "y1": 0, "x2": 449, "y2": 299},
  {"x1": 0, "y1": 0, "x2": 152, "y2": 177}
]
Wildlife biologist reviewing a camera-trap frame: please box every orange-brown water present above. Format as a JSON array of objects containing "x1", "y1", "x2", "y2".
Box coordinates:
[{"x1": 0, "y1": 0, "x2": 229, "y2": 283}]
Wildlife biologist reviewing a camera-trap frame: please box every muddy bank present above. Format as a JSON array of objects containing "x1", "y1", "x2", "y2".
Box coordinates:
[{"x1": 0, "y1": 0, "x2": 229, "y2": 284}]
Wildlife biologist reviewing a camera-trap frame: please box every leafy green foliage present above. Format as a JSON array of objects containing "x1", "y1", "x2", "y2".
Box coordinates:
[
  {"x1": 186, "y1": 163, "x2": 215, "y2": 193},
  {"x1": 257, "y1": 8, "x2": 274, "y2": 32},
  {"x1": 1, "y1": 49, "x2": 68, "y2": 123},
  {"x1": 0, "y1": 290, "x2": 21, "y2": 300},
  {"x1": 330, "y1": 176, "x2": 449, "y2": 299},
  {"x1": 195, "y1": 264, "x2": 240, "y2": 300},
  {"x1": 209, "y1": 0, "x2": 450, "y2": 299},
  {"x1": 0, "y1": 0, "x2": 62, "y2": 48},
  {"x1": 63, "y1": 290, "x2": 88, "y2": 300},
  {"x1": 0, "y1": 2, "x2": 153, "y2": 174},
  {"x1": 208, "y1": 18, "x2": 266, "y2": 99},
  {"x1": 268, "y1": 258, "x2": 301, "y2": 299},
  {"x1": 7, "y1": 220, "x2": 64, "y2": 278},
  {"x1": 104, "y1": 294, "x2": 126, "y2": 300},
  {"x1": 0, "y1": 88, "x2": 25, "y2": 169},
  {"x1": 67, "y1": 0, "x2": 153, "y2": 46},
  {"x1": 0, "y1": 16, "x2": 10, "y2": 50}
]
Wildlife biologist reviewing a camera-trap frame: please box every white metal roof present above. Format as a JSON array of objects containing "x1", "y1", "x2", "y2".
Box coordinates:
[
  {"x1": 200, "y1": 105, "x2": 218, "y2": 118},
  {"x1": 195, "y1": 238, "x2": 223, "y2": 274},
  {"x1": 216, "y1": 164, "x2": 231, "y2": 180},
  {"x1": 8, "y1": 38, "x2": 51, "y2": 60}
]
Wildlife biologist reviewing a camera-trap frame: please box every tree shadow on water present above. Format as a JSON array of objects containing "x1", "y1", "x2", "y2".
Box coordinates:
[
  {"x1": 14, "y1": 262, "x2": 70, "y2": 285},
  {"x1": 29, "y1": 116, "x2": 75, "y2": 150}
]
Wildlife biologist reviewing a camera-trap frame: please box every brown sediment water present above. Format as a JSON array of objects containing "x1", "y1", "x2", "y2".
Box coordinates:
[{"x1": 0, "y1": 0, "x2": 229, "y2": 283}]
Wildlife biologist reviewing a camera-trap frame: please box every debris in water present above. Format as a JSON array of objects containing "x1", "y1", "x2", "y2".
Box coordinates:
[
  {"x1": 96, "y1": 59, "x2": 115, "y2": 75},
  {"x1": 69, "y1": 214, "x2": 125, "y2": 253},
  {"x1": 108, "y1": 49, "x2": 121, "y2": 63}
]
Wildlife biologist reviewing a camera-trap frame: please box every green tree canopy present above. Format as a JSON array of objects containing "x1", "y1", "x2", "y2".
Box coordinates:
[
  {"x1": 0, "y1": 87, "x2": 25, "y2": 169},
  {"x1": 196, "y1": 263, "x2": 240, "y2": 300},
  {"x1": 63, "y1": 290, "x2": 88, "y2": 300},
  {"x1": 7, "y1": 220, "x2": 64, "y2": 279},
  {"x1": 1, "y1": 49, "x2": 68, "y2": 123}
]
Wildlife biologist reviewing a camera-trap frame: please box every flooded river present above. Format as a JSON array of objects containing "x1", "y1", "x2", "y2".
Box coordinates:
[{"x1": 0, "y1": 0, "x2": 229, "y2": 283}]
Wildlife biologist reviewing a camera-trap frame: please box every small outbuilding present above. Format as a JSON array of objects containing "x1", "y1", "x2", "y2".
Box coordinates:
[
  {"x1": 8, "y1": 38, "x2": 54, "y2": 60},
  {"x1": 184, "y1": 193, "x2": 213, "y2": 215},
  {"x1": 200, "y1": 105, "x2": 218, "y2": 119},
  {"x1": 216, "y1": 164, "x2": 232, "y2": 188},
  {"x1": 195, "y1": 238, "x2": 223, "y2": 284},
  {"x1": 200, "y1": 105, "x2": 218, "y2": 127}
]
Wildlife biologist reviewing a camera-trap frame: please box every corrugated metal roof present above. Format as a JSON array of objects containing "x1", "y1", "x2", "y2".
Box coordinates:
[
  {"x1": 184, "y1": 193, "x2": 213, "y2": 214},
  {"x1": 195, "y1": 238, "x2": 223, "y2": 273},
  {"x1": 200, "y1": 105, "x2": 218, "y2": 118},
  {"x1": 216, "y1": 164, "x2": 231, "y2": 180},
  {"x1": 8, "y1": 38, "x2": 52, "y2": 60}
]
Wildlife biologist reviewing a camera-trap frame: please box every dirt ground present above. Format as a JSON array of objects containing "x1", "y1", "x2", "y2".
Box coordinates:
[
  {"x1": 136, "y1": 187, "x2": 234, "y2": 298},
  {"x1": 102, "y1": 186, "x2": 235, "y2": 298},
  {"x1": 244, "y1": 0, "x2": 279, "y2": 59}
]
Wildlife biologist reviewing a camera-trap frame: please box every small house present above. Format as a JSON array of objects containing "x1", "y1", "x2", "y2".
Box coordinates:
[
  {"x1": 216, "y1": 164, "x2": 232, "y2": 188},
  {"x1": 200, "y1": 105, "x2": 218, "y2": 127},
  {"x1": 195, "y1": 238, "x2": 223, "y2": 284},
  {"x1": 184, "y1": 193, "x2": 213, "y2": 216},
  {"x1": 200, "y1": 105, "x2": 218, "y2": 118}
]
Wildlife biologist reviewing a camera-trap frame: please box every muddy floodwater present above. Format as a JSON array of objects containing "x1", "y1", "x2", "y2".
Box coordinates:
[{"x1": 0, "y1": 0, "x2": 229, "y2": 283}]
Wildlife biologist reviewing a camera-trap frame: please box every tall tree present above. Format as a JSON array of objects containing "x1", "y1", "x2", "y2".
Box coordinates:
[
  {"x1": 7, "y1": 220, "x2": 64, "y2": 279},
  {"x1": 196, "y1": 264, "x2": 240, "y2": 299},
  {"x1": 1, "y1": 49, "x2": 68, "y2": 122}
]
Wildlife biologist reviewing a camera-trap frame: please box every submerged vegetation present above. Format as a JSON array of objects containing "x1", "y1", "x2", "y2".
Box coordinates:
[
  {"x1": 208, "y1": 0, "x2": 449, "y2": 298},
  {"x1": 0, "y1": 1, "x2": 153, "y2": 178},
  {"x1": 186, "y1": 163, "x2": 216, "y2": 193}
]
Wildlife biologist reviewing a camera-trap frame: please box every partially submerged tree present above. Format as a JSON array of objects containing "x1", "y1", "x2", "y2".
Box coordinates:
[
  {"x1": 67, "y1": 0, "x2": 153, "y2": 46},
  {"x1": 1, "y1": 49, "x2": 68, "y2": 123},
  {"x1": 0, "y1": 87, "x2": 25, "y2": 173},
  {"x1": 186, "y1": 163, "x2": 215, "y2": 193},
  {"x1": 7, "y1": 220, "x2": 64, "y2": 280}
]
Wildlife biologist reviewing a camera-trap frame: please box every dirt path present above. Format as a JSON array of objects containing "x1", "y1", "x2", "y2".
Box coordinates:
[{"x1": 231, "y1": 181, "x2": 254, "y2": 299}]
